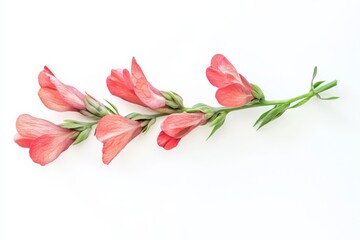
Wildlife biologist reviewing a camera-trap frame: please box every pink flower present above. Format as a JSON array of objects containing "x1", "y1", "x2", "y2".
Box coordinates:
[
  {"x1": 206, "y1": 54, "x2": 254, "y2": 107},
  {"x1": 38, "y1": 66, "x2": 86, "y2": 111},
  {"x1": 14, "y1": 114, "x2": 76, "y2": 166},
  {"x1": 157, "y1": 113, "x2": 207, "y2": 150},
  {"x1": 95, "y1": 115, "x2": 142, "y2": 164},
  {"x1": 106, "y1": 57, "x2": 166, "y2": 109}
]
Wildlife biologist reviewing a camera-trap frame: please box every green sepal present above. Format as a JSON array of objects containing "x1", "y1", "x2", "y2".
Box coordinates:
[
  {"x1": 60, "y1": 120, "x2": 87, "y2": 131},
  {"x1": 125, "y1": 113, "x2": 154, "y2": 121},
  {"x1": 104, "y1": 99, "x2": 119, "y2": 115},
  {"x1": 85, "y1": 94, "x2": 100, "y2": 109},
  {"x1": 161, "y1": 91, "x2": 184, "y2": 109},
  {"x1": 191, "y1": 103, "x2": 215, "y2": 119},
  {"x1": 105, "y1": 106, "x2": 116, "y2": 115},
  {"x1": 73, "y1": 128, "x2": 92, "y2": 145},
  {"x1": 250, "y1": 83, "x2": 265, "y2": 100},
  {"x1": 207, "y1": 111, "x2": 227, "y2": 140},
  {"x1": 165, "y1": 100, "x2": 179, "y2": 109},
  {"x1": 141, "y1": 118, "x2": 156, "y2": 134}
]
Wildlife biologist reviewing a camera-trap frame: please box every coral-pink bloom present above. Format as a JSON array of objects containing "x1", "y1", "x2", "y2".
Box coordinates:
[
  {"x1": 157, "y1": 113, "x2": 207, "y2": 150},
  {"x1": 95, "y1": 114, "x2": 142, "y2": 164},
  {"x1": 206, "y1": 54, "x2": 254, "y2": 107},
  {"x1": 14, "y1": 114, "x2": 75, "y2": 166},
  {"x1": 38, "y1": 66, "x2": 86, "y2": 111},
  {"x1": 106, "y1": 57, "x2": 166, "y2": 109}
]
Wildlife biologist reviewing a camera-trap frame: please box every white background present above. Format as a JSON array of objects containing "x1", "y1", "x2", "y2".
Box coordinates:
[{"x1": 1, "y1": 0, "x2": 359, "y2": 239}]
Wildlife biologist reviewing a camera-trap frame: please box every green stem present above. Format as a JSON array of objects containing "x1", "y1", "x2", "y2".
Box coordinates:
[{"x1": 217, "y1": 80, "x2": 337, "y2": 114}]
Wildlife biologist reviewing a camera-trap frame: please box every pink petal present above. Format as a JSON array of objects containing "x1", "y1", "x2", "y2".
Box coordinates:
[
  {"x1": 14, "y1": 134, "x2": 32, "y2": 148},
  {"x1": 161, "y1": 113, "x2": 206, "y2": 138},
  {"x1": 215, "y1": 84, "x2": 254, "y2": 107},
  {"x1": 238, "y1": 74, "x2": 253, "y2": 91},
  {"x1": 134, "y1": 78, "x2": 166, "y2": 109},
  {"x1": 29, "y1": 133, "x2": 74, "y2": 166},
  {"x1": 16, "y1": 114, "x2": 67, "y2": 139},
  {"x1": 38, "y1": 66, "x2": 85, "y2": 110},
  {"x1": 210, "y1": 54, "x2": 238, "y2": 77},
  {"x1": 52, "y1": 82, "x2": 85, "y2": 110},
  {"x1": 38, "y1": 88, "x2": 78, "y2": 111},
  {"x1": 101, "y1": 130, "x2": 141, "y2": 164},
  {"x1": 131, "y1": 57, "x2": 147, "y2": 82},
  {"x1": 106, "y1": 69, "x2": 145, "y2": 106},
  {"x1": 206, "y1": 67, "x2": 239, "y2": 88},
  {"x1": 38, "y1": 66, "x2": 56, "y2": 88},
  {"x1": 206, "y1": 54, "x2": 241, "y2": 87},
  {"x1": 157, "y1": 131, "x2": 181, "y2": 150},
  {"x1": 96, "y1": 115, "x2": 141, "y2": 142}
]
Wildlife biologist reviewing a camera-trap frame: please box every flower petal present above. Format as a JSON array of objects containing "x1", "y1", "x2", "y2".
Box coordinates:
[
  {"x1": 52, "y1": 82, "x2": 85, "y2": 110},
  {"x1": 38, "y1": 66, "x2": 85, "y2": 110},
  {"x1": 206, "y1": 54, "x2": 241, "y2": 87},
  {"x1": 14, "y1": 134, "x2": 33, "y2": 148},
  {"x1": 38, "y1": 66, "x2": 56, "y2": 88},
  {"x1": 16, "y1": 114, "x2": 67, "y2": 139},
  {"x1": 134, "y1": 78, "x2": 166, "y2": 109},
  {"x1": 29, "y1": 133, "x2": 74, "y2": 166},
  {"x1": 106, "y1": 69, "x2": 145, "y2": 106},
  {"x1": 38, "y1": 88, "x2": 78, "y2": 111},
  {"x1": 96, "y1": 115, "x2": 141, "y2": 142},
  {"x1": 157, "y1": 131, "x2": 181, "y2": 150},
  {"x1": 161, "y1": 113, "x2": 206, "y2": 138},
  {"x1": 215, "y1": 84, "x2": 254, "y2": 107},
  {"x1": 100, "y1": 130, "x2": 141, "y2": 164},
  {"x1": 131, "y1": 57, "x2": 147, "y2": 82}
]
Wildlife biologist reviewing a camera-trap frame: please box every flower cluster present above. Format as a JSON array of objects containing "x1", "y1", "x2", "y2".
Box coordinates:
[{"x1": 15, "y1": 54, "x2": 338, "y2": 165}]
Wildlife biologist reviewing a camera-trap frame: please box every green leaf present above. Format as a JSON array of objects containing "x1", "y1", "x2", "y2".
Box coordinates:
[
  {"x1": 73, "y1": 128, "x2": 92, "y2": 145},
  {"x1": 318, "y1": 96, "x2": 339, "y2": 100},
  {"x1": 290, "y1": 97, "x2": 311, "y2": 109},
  {"x1": 313, "y1": 81, "x2": 325, "y2": 89},
  {"x1": 255, "y1": 103, "x2": 290, "y2": 130},
  {"x1": 253, "y1": 108, "x2": 273, "y2": 127},
  {"x1": 312, "y1": 66, "x2": 318, "y2": 82}
]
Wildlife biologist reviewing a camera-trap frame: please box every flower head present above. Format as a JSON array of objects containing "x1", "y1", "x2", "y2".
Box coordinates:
[
  {"x1": 95, "y1": 114, "x2": 142, "y2": 164},
  {"x1": 14, "y1": 114, "x2": 76, "y2": 166},
  {"x1": 206, "y1": 54, "x2": 254, "y2": 107},
  {"x1": 106, "y1": 57, "x2": 167, "y2": 109},
  {"x1": 38, "y1": 66, "x2": 86, "y2": 111},
  {"x1": 157, "y1": 112, "x2": 207, "y2": 150}
]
